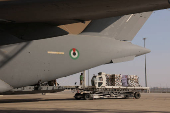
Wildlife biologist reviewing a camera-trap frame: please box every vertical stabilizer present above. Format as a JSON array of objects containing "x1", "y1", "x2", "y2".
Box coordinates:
[{"x1": 81, "y1": 12, "x2": 152, "y2": 41}]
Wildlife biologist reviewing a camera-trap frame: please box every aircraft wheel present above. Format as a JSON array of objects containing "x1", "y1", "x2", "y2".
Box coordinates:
[
  {"x1": 134, "y1": 92, "x2": 141, "y2": 99},
  {"x1": 75, "y1": 93, "x2": 81, "y2": 100}
]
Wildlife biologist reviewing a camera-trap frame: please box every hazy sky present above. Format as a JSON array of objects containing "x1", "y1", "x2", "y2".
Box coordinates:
[{"x1": 58, "y1": 9, "x2": 170, "y2": 88}]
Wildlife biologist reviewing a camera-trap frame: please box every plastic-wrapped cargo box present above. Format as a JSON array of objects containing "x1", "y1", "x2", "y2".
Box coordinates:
[
  {"x1": 122, "y1": 75, "x2": 128, "y2": 87},
  {"x1": 128, "y1": 75, "x2": 140, "y2": 87},
  {"x1": 105, "y1": 74, "x2": 122, "y2": 86}
]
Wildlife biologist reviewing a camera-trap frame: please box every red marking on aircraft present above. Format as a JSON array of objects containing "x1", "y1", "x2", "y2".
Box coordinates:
[{"x1": 73, "y1": 48, "x2": 76, "y2": 52}]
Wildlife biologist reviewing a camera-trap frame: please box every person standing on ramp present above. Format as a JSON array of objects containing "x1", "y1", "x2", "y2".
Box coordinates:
[{"x1": 80, "y1": 73, "x2": 84, "y2": 85}]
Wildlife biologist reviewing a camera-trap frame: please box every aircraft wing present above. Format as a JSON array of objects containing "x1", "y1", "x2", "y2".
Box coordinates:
[
  {"x1": 0, "y1": 0, "x2": 169, "y2": 45},
  {"x1": 0, "y1": 0, "x2": 169, "y2": 25}
]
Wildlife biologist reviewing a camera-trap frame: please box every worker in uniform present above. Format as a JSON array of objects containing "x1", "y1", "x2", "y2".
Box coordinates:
[
  {"x1": 80, "y1": 73, "x2": 83, "y2": 85},
  {"x1": 48, "y1": 80, "x2": 56, "y2": 86},
  {"x1": 91, "y1": 75, "x2": 96, "y2": 86}
]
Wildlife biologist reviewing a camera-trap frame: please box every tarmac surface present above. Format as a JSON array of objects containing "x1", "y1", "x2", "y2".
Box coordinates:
[{"x1": 0, "y1": 91, "x2": 170, "y2": 113}]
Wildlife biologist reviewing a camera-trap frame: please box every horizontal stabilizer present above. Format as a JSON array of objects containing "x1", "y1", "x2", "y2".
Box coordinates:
[
  {"x1": 111, "y1": 56, "x2": 135, "y2": 64},
  {"x1": 81, "y1": 12, "x2": 152, "y2": 41}
]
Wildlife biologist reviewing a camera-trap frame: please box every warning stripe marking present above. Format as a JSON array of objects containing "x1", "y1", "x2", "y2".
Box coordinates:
[{"x1": 48, "y1": 51, "x2": 64, "y2": 55}]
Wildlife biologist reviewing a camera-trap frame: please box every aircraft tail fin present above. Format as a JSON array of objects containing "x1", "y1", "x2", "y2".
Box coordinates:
[{"x1": 81, "y1": 12, "x2": 152, "y2": 41}]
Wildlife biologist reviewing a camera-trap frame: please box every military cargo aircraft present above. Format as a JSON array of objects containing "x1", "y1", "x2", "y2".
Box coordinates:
[{"x1": 0, "y1": 0, "x2": 170, "y2": 93}]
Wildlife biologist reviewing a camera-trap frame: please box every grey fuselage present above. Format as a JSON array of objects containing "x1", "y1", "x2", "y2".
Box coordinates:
[
  {"x1": 1, "y1": 0, "x2": 169, "y2": 93},
  {"x1": 0, "y1": 35, "x2": 150, "y2": 92}
]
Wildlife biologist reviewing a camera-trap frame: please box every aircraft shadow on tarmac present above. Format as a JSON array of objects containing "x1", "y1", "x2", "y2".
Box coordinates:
[
  {"x1": 0, "y1": 97, "x2": 138, "y2": 103},
  {"x1": 0, "y1": 98, "x2": 75, "y2": 103},
  {"x1": 0, "y1": 109, "x2": 169, "y2": 113}
]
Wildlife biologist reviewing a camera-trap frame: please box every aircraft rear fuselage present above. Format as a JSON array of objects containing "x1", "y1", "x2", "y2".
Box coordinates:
[{"x1": 0, "y1": 35, "x2": 150, "y2": 92}]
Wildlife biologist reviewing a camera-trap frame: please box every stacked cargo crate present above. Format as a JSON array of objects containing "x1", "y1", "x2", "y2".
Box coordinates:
[
  {"x1": 105, "y1": 74, "x2": 122, "y2": 86},
  {"x1": 122, "y1": 75, "x2": 140, "y2": 87},
  {"x1": 128, "y1": 75, "x2": 140, "y2": 87},
  {"x1": 115, "y1": 74, "x2": 122, "y2": 86},
  {"x1": 98, "y1": 72, "x2": 140, "y2": 87},
  {"x1": 105, "y1": 74, "x2": 113, "y2": 86}
]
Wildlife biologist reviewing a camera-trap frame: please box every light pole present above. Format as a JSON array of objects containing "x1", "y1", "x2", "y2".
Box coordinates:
[
  {"x1": 88, "y1": 70, "x2": 89, "y2": 86},
  {"x1": 143, "y1": 38, "x2": 147, "y2": 87}
]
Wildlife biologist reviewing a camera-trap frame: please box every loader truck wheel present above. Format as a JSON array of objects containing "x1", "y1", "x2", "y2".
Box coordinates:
[
  {"x1": 84, "y1": 93, "x2": 91, "y2": 100},
  {"x1": 124, "y1": 95, "x2": 129, "y2": 99},
  {"x1": 134, "y1": 92, "x2": 141, "y2": 99},
  {"x1": 75, "y1": 93, "x2": 81, "y2": 100}
]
